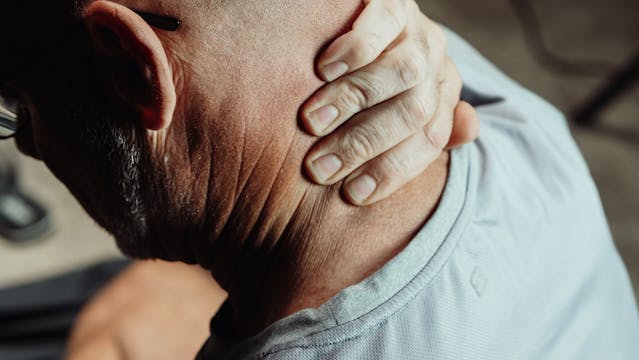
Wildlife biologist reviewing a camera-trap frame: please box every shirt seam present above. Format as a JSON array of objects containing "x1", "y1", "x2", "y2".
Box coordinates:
[{"x1": 259, "y1": 150, "x2": 476, "y2": 359}]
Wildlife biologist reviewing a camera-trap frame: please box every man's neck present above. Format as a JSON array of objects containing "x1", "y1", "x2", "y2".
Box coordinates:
[{"x1": 217, "y1": 149, "x2": 451, "y2": 339}]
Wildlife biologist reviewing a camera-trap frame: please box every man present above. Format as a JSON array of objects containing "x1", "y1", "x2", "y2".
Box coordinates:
[
  {"x1": 3, "y1": 0, "x2": 477, "y2": 358},
  {"x1": 3, "y1": 0, "x2": 638, "y2": 359}
]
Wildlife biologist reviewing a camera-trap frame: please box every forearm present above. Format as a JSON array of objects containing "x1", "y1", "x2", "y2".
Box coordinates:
[{"x1": 67, "y1": 261, "x2": 226, "y2": 360}]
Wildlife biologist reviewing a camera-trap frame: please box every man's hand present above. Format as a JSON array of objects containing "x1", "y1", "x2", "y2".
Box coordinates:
[
  {"x1": 66, "y1": 261, "x2": 227, "y2": 360},
  {"x1": 302, "y1": 0, "x2": 479, "y2": 205}
]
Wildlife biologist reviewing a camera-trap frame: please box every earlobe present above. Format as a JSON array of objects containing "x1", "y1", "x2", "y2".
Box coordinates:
[{"x1": 84, "y1": 0, "x2": 176, "y2": 131}]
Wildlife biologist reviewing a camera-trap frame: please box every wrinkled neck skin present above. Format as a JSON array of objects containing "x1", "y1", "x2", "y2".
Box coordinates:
[
  {"x1": 203, "y1": 132, "x2": 450, "y2": 338},
  {"x1": 149, "y1": 59, "x2": 450, "y2": 338},
  {"x1": 136, "y1": 0, "x2": 450, "y2": 339}
]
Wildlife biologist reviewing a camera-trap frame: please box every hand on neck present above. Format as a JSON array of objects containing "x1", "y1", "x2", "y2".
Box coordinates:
[{"x1": 212, "y1": 142, "x2": 451, "y2": 338}]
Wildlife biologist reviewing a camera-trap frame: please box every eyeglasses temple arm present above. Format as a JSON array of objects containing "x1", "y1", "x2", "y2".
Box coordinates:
[
  {"x1": 0, "y1": 105, "x2": 17, "y2": 132},
  {"x1": 133, "y1": 10, "x2": 180, "y2": 31},
  {"x1": 0, "y1": 117, "x2": 17, "y2": 132},
  {"x1": 0, "y1": 10, "x2": 178, "y2": 134}
]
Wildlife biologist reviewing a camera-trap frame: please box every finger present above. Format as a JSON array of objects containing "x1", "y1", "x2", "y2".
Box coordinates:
[
  {"x1": 317, "y1": 0, "x2": 409, "y2": 81},
  {"x1": 304, "y1": 81, "x2": 438, "y2": 185},
  {"x1": 446, "y1": 101, "x2": 479, "y2": 149},
  {"x1": 303, "y1": 38, "x2": 439, "y2": 136},
  {"x1": 305, "y1": 56, "x2": 462, "y2": 186},
  {"x1": 342, "y1": 73, "x2": 459, "y2": 206},
  {"x1": 421, "y1": 61, "x2": 462, "y2": 154},
  {"x1": 342, "y1": 131, "x2": 440, "y2": 206}
]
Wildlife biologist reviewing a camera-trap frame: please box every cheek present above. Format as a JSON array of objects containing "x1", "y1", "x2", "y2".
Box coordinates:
[
  {"x1": 27, "y1": 106, "x2": 94, "y2": 211},
  {"x1": 25, "y1": 88, "x2": 137, "y2": 218},
  {"x1": 27, "y1": 106, "x2": 78, "y2": 175},
  {"x1": 21, "y1": 73, "x2": 90, "y2": 168}
]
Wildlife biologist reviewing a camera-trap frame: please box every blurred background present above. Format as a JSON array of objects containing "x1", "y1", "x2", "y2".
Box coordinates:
[{"x1": 0, "y1": 0, "x2": 637, "y2": 301}]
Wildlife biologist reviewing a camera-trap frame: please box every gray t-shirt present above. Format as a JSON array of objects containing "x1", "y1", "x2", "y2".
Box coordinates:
[{"x1": 197, "y1": 29, "x2": 639, "y2": 359}]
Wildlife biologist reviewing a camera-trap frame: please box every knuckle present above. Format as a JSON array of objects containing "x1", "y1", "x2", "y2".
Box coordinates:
[
  {"x1": 339, "y1": 76, "x2": 384, "y2": 109},
  {"x1": 424, "y1": 124, "x2": 448, "y2": 150},
  {"x1": 339, "y1": 79, "x2": 370, "y2": 110},
  {"x1": 398, "y1": 94, "x2": 429, "y2": 130},
  {"x1": 340, "y1": 127, "x2": 378, "y2": 164},
  {"x1": 353, "y1": 35, "x2": 382, "y2": 64},
  {"x1": 443, "y1": 60, "x2": 463, "y2": 94},
  {"x1": 381, "y1": 152, "x2": 412, "y2": 180},
  {"x1": 422, "y1": 23, "x2": 446, "y2": 62},
  {"x1": 381, "y1": 0, "x2": 407, "y2": 30},
  {"x1": 433, "y1": 24, "x2": 447, "y2": 49},
  {"x1": 396, "y1": 50, "x2": 427, "y2": 88},
  {"x1": 416, "y1": 30, "x2": 430, "y2": 54}
]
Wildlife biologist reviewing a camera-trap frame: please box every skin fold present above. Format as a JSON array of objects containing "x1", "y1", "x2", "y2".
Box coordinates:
[{"x1": 1, "y1": 0, "x2": 478, "y2": 358}]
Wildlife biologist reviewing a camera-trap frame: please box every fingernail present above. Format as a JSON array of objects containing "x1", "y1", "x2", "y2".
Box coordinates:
[
  {"x1": 312, "y1": 154, "x2": 343, "y2": 182},
  {"x1": 321, "y1": 62, "x2": 349, "y2": 82},
  {"x1": 308, "y1": 105, "x2": 339, "y2": 132},
  {"x1": 346, "y1": 175, "x2": 377, "y2": 204}
]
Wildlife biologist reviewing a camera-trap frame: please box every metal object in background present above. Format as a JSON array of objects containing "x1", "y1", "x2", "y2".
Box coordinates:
[
  {"x1": 0, "y1": 190, "x2": 51, "y2": 243},
  {"x1": 0, "y1": 99, "x2": 18, "y2": 140},
  {"x1": 0, "y1": 150, "x2": 50, "y2": 243}
]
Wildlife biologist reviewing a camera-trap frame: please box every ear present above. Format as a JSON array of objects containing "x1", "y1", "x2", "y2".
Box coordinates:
[{"x1": 84, "y1": 0, "x2": 176, "y2": 131}]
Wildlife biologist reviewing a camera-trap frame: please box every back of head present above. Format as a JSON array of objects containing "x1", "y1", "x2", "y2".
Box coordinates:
[{"x1": 0, "y1": 0, "x2": 362, "y2": 262}]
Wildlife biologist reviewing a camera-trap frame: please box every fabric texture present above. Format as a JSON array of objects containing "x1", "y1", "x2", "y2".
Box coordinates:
[{"x1": 197, "y1": 29, "x2": 639, "y2": 360}]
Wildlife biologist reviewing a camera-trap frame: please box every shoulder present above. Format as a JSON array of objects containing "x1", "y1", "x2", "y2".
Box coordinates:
[
  {"x1": 440, "y1": 29, "x2": 639, "y2": 357},
  {"x1": 445, "y1": 27, "x2": 598, "y2": 213},
  {"x1": 445, "y1": 27, "x2": 585, "y2": 170}
]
